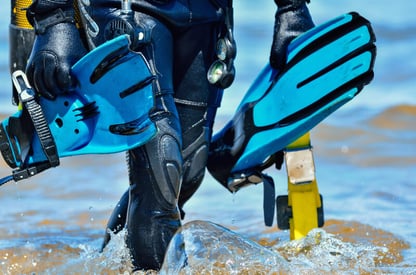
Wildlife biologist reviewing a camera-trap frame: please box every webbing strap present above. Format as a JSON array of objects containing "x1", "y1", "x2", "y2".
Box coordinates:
[
  {"x1": 13, "y1": 71, "x2": 60, "y2": 168},
  {"x1": 262, "y1": 173, "x2": 275, "y2": 227},
  {"x1": 24, "y1": 99, "x2": 59, "y2": 167}
]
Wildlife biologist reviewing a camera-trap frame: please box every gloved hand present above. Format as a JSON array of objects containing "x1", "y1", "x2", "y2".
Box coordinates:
[
  {"x1": 270, "y1": 0, "x2": 315, "y2": 70},
  {"x1": 26, "y1": 2, "x2": 87, "y2": 100}
]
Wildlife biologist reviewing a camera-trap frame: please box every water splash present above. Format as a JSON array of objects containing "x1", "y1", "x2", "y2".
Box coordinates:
[
  {"x1": 0, "y1": 220, "x2": 410, "y2": 274},
  {"x1": 162, "y1": 220, "x2": 404, "y2": 274},
  {"x1": 80, "y1": 230, "x2": 133, "y2": 274},
  {"x1": 276, "y1": 228, "x2": 387, "y2": 274},
  {"x1": 41, "y1": 230, "x2": 133, "y2": 274},
  {"x1": 162, "y1": 220, "x2": 290, "y2": 274}
]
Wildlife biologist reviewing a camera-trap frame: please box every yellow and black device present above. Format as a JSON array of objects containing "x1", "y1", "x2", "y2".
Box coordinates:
[{"x1": 277, "y1": 132, "x2": 324, "y2": 240}]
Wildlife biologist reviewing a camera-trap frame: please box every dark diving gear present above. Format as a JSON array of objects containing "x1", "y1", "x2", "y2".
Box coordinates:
[
  {"x1": 101, "y1": 0, "x2": 151, "y2": 51},
  {"x1": 77, "y1": 0, "x2": 153, "y2": 50},
  {"x1": 206, "y1": 0, "x2": 236, "y2": 89},
  {"x1": 126, "y1": 109, "x2": 183, "y2": 270}
]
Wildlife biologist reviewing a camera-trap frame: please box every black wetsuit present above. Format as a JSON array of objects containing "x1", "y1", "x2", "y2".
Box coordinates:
[{"x1": 78, "y1": 0, "x2": 227, "y2": 270}]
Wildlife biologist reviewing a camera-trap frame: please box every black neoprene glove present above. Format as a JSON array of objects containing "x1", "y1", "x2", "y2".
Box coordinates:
[
  {"x1": 270, "y1": 0, "x2": 315, "y2": 70},
  {"x1": 26, "y1": 0, "x2": 87, "y2": 100}
]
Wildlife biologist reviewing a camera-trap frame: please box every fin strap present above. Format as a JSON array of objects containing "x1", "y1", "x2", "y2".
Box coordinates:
[
  {"x1": 23, "y1": 99, "x2": 59, "y2": 167},
  {"x1": 0, "y1": 176, "x2": 14, "y2": 187},
  {"x1": 13, "y1": 71, "x2": 60, "y2": 171},
  {"x1": 228, "y1": 170, "x2": 276, "y2": 227},
  {"x1": 262, "y1": 173, "x2": 275, "y2": 227}
]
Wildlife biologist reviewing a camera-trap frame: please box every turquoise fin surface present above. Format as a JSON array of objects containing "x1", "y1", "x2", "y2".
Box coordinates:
[
  {"x1": 41, "y1": 35, "x2": 156, "y2": 157},
  {"x1": 0, "y1": 35, "x2": 156, "y2": 184},
  {"x1": 207, "y1": 12, "x2": 376, "y2": 187}
]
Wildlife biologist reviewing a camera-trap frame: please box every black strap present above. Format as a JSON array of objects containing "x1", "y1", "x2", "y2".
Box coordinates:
[
  {"x1": 262, "y1": 173, "x2": 276, "y2": 227},
  {"x1": 24, "y1": 99, "x2": 60, "y2": 167},
  {"x1": 13, "y1": 71, "x2": 60, "y2": 168},
  {"x1": 31, "y1": 9, "x2": 76, "y2": 34},
  {"x1": 0, "y1": 175, "x2": 14, "y2": 187},
  {"x1": 228, "y1": 170, "x2": 276, "y2": 227}
]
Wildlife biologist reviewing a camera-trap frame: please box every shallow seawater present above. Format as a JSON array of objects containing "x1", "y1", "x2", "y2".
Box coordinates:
[
  {"x1": 162, "y1": 220, "x2": 410, "y2": 274},
  {"x1": 0, "y1": 106, "x2": 415, "y2": 274},
  {"x1": 1, "y1": 0, "x2": 416, "y2": 274}
]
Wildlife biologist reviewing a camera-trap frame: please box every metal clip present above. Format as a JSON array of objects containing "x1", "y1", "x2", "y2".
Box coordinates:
[{"x1": 12, "y1": 70, "x2": 35, "y2": 103}]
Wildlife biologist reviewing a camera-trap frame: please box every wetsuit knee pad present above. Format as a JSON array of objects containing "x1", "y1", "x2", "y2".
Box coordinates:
[
  {"x1": 126, "y1": 114, "x2": 183, "y2": 271},
  {"x1": 128, "y1": 115, "x2": 182, "y2": 209}
]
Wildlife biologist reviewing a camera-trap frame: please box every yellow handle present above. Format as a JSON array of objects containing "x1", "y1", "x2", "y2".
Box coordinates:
[{"x1": 285, "y1": 132, "x2": 323, "y2": 240}]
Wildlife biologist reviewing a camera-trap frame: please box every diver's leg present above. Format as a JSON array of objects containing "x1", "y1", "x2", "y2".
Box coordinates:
[
  {"x1": 101, "y1": 100, "x2": 183, "y2": 269},
  {"x1": 126, "y1": 100, "x2": 182, "y2": 270},
  {"x1": 124, "y1": 13, "x2": 182, "y2": 271},
  {"x1": 100, "y1": 102, "x2": 183, "y2": 268},
  {"x1": 101, "y1": 23, "x2": 221, "y2": 250},
  {"x1": 100, "y1": 189, "x2": 129, "y2": 251},
  {"x1": 100, "y1": 13, "x2": 223, "y2": 262},
  {"x1": 173, "y1": 23, "x2": 223, "y2": 217}
]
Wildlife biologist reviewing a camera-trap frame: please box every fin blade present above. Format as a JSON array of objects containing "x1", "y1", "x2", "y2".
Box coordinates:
[
  {"x1": 207, "y1": 13, "x2": 377, "y2": 176},
  {"x1": 253, "y1": 20, "x2": 375, "y2": 127}
]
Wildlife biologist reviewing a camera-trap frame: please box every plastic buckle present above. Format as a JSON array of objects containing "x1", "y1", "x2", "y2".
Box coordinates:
[
  {"x1": 12, "y1": 166, "x2": 39, "y2": 181},
  {"x1": 12, "y1": 70, "x2": 35, "y2": 103},
  {"x1": 228, "y1": 171, "x2": 263, "y2": 192}
]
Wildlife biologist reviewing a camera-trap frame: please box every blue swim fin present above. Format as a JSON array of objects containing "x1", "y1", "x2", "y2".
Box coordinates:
[
  {"x1": 0, "y1": 35, "x2": 156, "y2": 184},
  {"x1": 207, "y1": 12, "x2": 376, "y2": 188}
]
